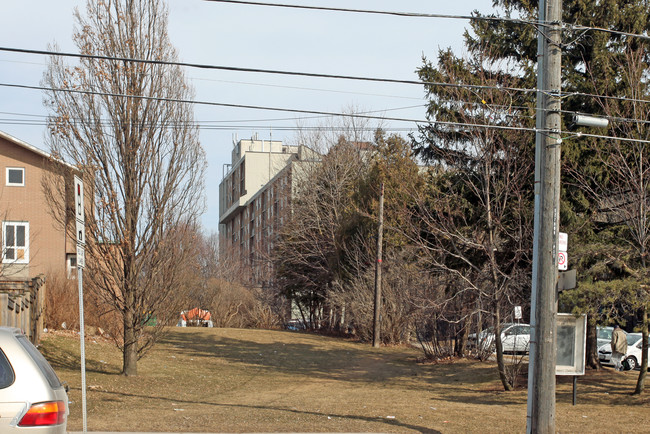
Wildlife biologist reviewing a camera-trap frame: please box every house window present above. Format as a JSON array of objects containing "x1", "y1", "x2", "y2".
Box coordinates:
[
  {"x1": 6, "y1": 168, "x2": 24, "y2": 186},
  {"x1": 2, "y1": 222, "x2": 29, "y2": 264},
  {"x1": 67, "y1": 254, "x2": 77, "y2": 279}
]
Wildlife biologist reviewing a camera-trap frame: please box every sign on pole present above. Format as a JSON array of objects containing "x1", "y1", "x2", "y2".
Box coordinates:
[
  {"x1": 558, "y1": 251, "x2": 568, "y2": 271},
  {"x1": 558, "y1": 231, "x2": 568, "y2": 271},
  {"x1": 74, "y1": 176, "x2": 86, "y2": 266},
  {"x1": 73, "y1": 175, "x2": 88, "y2": 433},
  {"x1": 77, "y1": 245, "x2": 85, "y2": 269}
]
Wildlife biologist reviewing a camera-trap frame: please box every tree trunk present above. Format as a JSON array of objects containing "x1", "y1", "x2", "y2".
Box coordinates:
[
  {"x1": 634, "y1": 306, "x2": 648, "y2": 395},
  {"x1": 585, "y1": 318, "x2": 601, "y2": 369},
  {"x1": 494, "y1": 306, "x2": 513, "y2": 391},
  {"x1": 123, "y1": 306, "x2": 138, "y2": 376}
]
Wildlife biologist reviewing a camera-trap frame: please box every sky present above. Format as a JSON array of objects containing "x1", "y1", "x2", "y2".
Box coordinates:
[{"x1": 0, "y1": 0, "x2": 487, "y2": 234}]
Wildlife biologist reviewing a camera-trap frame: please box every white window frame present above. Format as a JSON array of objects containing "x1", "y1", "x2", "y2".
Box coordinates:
[
  {"x1": 6, "y1": 167, "x2": 25, "y2": 187},
  {"x1": 2, "y1": 221, "x2": 29, "y2": 264},
  {"x1": 66, "y1": 254, "x2": 77, "y2": 279}
]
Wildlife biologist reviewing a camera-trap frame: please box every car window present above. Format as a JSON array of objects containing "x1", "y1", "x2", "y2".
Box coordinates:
[
  {"x1": 0, "y1": 348, "x2": 15, "y2": 389},
  {"x1": 626, "y1": 335, "x2": 640, "y2": 346},
  {"x1": 597, "y1": 328, "x2": 613, "y2": 340},
  {"x1": 510, "y1": 326, "x2": 529, "y2": 335},
  {"x1": 16, "y1": 335, "x2": 62, "y2": 389}
]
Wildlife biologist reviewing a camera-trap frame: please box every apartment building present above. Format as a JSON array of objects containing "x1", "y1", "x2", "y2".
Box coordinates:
[
  {"x1": 0, "y1": 130, "x2": 79, "y2": 281},
  {"x1": 219, "y1": 136, "x2": 321, "y2": 286}
]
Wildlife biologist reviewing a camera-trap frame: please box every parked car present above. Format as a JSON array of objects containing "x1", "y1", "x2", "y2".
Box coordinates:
[
  {"x1": 468, "y1": 323, "x2": 531, "y2": 353},
  {"x1": 0, "y1": 327, "x2": 68, "y2": 433},
  {"x1": 598, "y1": 332, "x2": 649, "y2": 370},
  {"x1": 597, "y1": 326, "x2": 614, "y2": 348}
]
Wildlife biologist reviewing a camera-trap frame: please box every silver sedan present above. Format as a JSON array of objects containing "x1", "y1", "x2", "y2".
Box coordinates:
[{"x1": 0, "y1": 327, "x2": 68, "y2": 433}]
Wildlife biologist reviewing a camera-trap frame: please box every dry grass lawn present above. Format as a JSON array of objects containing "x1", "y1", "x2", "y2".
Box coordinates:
[{"x1": 39, "y1": 327, "x2": 650, "y2": 433}]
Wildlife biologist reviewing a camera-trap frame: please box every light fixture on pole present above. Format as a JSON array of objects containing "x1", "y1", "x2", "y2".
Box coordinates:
[{"x1": 572, "y1": 114, "x2": 609, "y2": 129}]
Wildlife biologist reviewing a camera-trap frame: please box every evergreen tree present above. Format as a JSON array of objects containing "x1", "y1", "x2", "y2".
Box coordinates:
[
  {"x1": 413, "y1": 46, "x2": 535, "y2": 390},
  {"x1": 415, "y1": 0, "x2": 650, "y2": 390}
]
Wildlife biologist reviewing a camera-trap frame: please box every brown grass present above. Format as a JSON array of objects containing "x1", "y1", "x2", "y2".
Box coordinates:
[{"x1": 39, "y1": 327, "x2": 650, "y2": 433}]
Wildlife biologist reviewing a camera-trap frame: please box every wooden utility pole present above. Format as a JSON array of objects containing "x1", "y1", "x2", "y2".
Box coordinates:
[
  {"x1": 372, "y1": 183, "x2": 384, "y2": 348},
  {"x1": 527, "y1": 0, "x2": 562, "y2": 432}
]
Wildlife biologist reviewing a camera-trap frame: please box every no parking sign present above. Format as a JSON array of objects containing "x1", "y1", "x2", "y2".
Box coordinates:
[{"x1": 558, "y1": 251, "x2": 568, "y2": 270}]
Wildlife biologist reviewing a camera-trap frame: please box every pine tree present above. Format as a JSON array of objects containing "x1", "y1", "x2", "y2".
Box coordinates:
[{"x1": 415, "y1": 0, "x2": 650, "y2": 389}]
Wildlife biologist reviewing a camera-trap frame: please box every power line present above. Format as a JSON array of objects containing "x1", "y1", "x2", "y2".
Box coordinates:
[
  {"x1": 0, "y1": 81, "x2": 632, "y2": 133},
  {"x1": 208, "y1": 0, "x2": 650, "y2": 43},
  {"x1": 565, "y1": 23, "x2": 650, "y2": 42},
  {"x1": 0, "y1": 81, "x2": 540, "y2": 135},
  {"x1": 0, "y1": 117, "x2": 417, "y2": 132},
  {"x1": 203, "y1": 0, "x2": 542, "y2": 25},
  {"x1": 0, "y1": 56, "x2": 424, "y2": 101},
  {"x1": 0, "y1": 46, "x2": 538, "y2": 96},
  {"x1": 5, "y1": 82, "x2": 650, "y2": 144},
  {"x1": 7, "y1": 45, "x2": 650, "y2": 107},
  {"x1": 0, "y1": 104, "x2": 426, "y2": 127},
  {"x1": 191, "y1": 76, "x2": 425, "y2": 101}
]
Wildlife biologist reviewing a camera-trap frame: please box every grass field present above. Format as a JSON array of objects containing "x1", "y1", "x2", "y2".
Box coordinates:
[{"x1": 39, "y1": 327, "x2": 650, "y2": 433}]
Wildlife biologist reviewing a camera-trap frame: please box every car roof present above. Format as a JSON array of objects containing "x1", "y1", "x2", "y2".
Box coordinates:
[{"x1": 0, "y1": 327, "x2": 24, "y2": 341}]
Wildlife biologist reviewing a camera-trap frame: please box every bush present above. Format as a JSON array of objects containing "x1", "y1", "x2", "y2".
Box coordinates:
[{"x1": 44, "y1": 272, "x2": 118, "y2": 336}]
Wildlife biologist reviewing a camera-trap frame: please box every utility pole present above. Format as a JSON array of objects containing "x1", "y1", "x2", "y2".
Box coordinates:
[
  {"x1": 527, "y1": 0, "x2": 562, "y2": 432},
  {"x1": 372, "y1": 183, "x2": 384, "y2": 348}
]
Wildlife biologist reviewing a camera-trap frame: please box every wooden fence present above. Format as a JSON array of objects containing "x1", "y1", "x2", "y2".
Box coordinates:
[{"x1": 0, "y1": 275, "x2": 46, "y2": 344}]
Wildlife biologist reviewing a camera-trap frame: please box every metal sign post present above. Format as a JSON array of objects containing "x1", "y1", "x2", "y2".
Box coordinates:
[{"x1": 74, "y1": 175, "x2": 87, "y2": 433}]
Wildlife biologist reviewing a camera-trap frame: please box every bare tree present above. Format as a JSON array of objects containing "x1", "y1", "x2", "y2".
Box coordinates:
[
  {"x1": 273, "y1": 136, "x2": 370, "y2": 329},
  {"x1": 42, "y1": 0, "x2": 206, "y2": 376},
  {"x1": 178, "y1": 230, "x2": 281, "y2": 329}
]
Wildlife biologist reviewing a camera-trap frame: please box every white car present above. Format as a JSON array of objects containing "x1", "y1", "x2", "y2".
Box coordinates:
[
  {"x1": 597, "y1": 326, "x2": 614, "y2": 348},
  {"x1": 598, "y1": 332, "x2": 649, "y2": 370},
  {"x1": 468, "y1": 323, "x2": 531, "y2": 353},
  {"x1": 0, "y1": 327, "x2": 68, "y2": 432}
]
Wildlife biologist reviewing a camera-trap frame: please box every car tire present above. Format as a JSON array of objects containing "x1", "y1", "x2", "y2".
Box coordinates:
[{"x1": 625, "y1": 356, "x2": 638, "y2": 371}]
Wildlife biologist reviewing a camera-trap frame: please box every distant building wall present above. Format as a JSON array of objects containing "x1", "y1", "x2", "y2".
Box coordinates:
[{"x1": 218, "y1": 137, "x2": 321, "y2": 286}]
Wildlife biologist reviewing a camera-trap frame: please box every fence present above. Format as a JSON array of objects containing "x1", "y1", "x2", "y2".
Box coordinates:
[{"x1": 0, "y1": 275, "x2": 46, "y2": 344}]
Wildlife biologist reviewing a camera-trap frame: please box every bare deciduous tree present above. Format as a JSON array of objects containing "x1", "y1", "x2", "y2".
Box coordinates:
[
  {"x1": 273, "y1": 136, "x2": 369, "y2": 328},
  {"x1": 42, "y1": 0, "x2": 206, "y2": 376}
]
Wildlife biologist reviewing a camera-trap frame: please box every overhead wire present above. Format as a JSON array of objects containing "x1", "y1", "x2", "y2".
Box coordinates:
[
  {"x1": 0, "y1": 82, "x2": 541, "y2": 135},
  {"x1": 0, "y1": 56, "x2": 425, "y2": 101},
  {"x1": 5, "y1": 46, "x2": 650, "y2": 109},
  {"x1": 0, "y1": 104, "x2": 427, "y2": 129},
  {"x1": 206, "y1": 0, "x2": 650, "y2": 43},
  {"x1": 202, "y1": 0, "x2": 545, "y2": 26},
  {"x1": 0, "y1": 84, "x2": 632, "y2": 136},
  {"x1": 1, "y1": 2, "x2": 649, "y2": 139},
  {"x1": 0, "y1": 46, "x2": 539, "y2": 96},
  {"x1": 565, "y1": 23, "x2": 650, "y2": 42}
]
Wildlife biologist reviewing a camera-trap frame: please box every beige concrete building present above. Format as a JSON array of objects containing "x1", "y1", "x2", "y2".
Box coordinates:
[
  {"x1": 0, "y1": 130, "x2": 79, "y2": 281},
  {"x1": 219, "y1": 136, "x2": 321, "y2": 286}
]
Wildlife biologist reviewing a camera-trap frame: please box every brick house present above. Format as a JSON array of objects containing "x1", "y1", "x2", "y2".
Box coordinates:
[{"x1": 0, "y1": 130, "x2": 79, "y2": 282}]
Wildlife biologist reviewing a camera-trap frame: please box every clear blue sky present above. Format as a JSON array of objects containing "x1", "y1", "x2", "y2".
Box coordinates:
[{"x1": 0, "y1": 0, "x2": 487, "y2": 233}]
